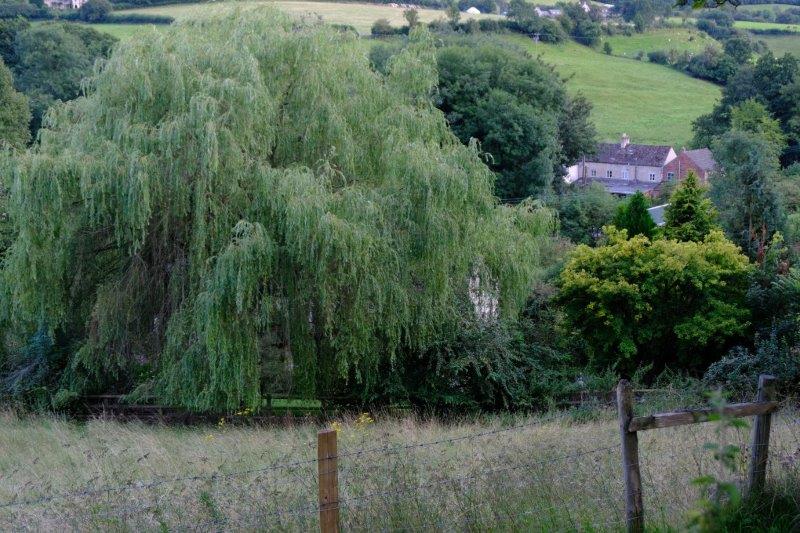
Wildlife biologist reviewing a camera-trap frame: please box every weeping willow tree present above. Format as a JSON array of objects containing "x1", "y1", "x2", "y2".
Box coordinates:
[{"x1": 0, "y1": 12, "x2": 555, "y2": 411}]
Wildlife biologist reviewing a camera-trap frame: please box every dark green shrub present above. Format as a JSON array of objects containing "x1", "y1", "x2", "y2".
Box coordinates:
[
  {"x1": 704, "y1": 326, "x2": 800, "y2": 398},
  {"x1": 647, "y1": 49, "x2": 669, "y2": 64}
]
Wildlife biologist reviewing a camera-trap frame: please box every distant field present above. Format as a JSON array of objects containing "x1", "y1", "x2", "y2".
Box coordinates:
[
  {"x1": 754, "y1": 32, "x2": 800, "y2": 55},
  {"x1": 507, "y1": 36, "x2": 720, "y2": 147},
  {"x1": 738, "y1": 2, "x2": 799, "y2": 13},
  {"x1": 734, "y1": 19, "x2": 800, "y2": 31},
  {"x1": 604, "y1": 27, "x2": 717, "y2": 59},
  {"x1": 82, "y1": 22, "x2": 165, "y2": 39},
  {"x1": 117, "y1": 0, "x2": 499, "y2": 33}
]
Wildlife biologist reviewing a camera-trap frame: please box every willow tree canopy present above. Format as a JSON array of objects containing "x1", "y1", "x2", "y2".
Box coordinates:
[{"x1": 1, "y1": 12, "x2": 554, "y2": 411}]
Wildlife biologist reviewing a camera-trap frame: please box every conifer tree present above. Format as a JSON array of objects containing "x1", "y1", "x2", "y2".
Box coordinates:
[
  {"x1": 664, "y1": 171, "x2": 719, "y2": 242},
  {"x1": 613, "y1": 191, "x2": 655, "y2": 238}
]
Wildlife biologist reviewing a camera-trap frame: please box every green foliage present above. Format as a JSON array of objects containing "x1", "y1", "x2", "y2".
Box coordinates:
[
  {"x1": 0, "y1": 58, "x2": 29, "y2": 149},
  {"x1": 446, "y1": 0, "x2": 460, "y2": 25},
  {"x1": 12, "y1": 22, "x2": 117, "y2": 134},
  {"x1": 557, "y1": 227, "x2": 752, "y2": 374},
  {"x1": 435, "y1": 40, "x2": 595, "y2": 199},
  {"x1": 0, "y1": 326, "x2": 66, "y2": 410},
  {"x1": 711, "y1": 129, "x2": 786, "y2": 260},
  {"x1": 603, "y1": 41, "x2": 612, "y2": 55},
  {"x1": 688, "y1": 392, "x2": 747, "y2": 531},
  {"x1": 0, "y1": 16, "x2": 555, "y2": 412},
  {"x1": 393, "y1": 314, "x2": 530, "y2": 411},
  {"x1": 704, "y1": 325, "x2": 800, "y2": 397},
  {"x1": 0, "y1": 16, "x2": 28, "y2": 66},
  {"x1": 371, "y1": 18, "x2": 401, "y2": 36},
  {"x1": 79, "y1": 0, "x2": 113, "y2": 22},
  {"x1": 664, "y1": 171, "x2": 719, "y2": 242},
  {"x1": 730, "y1": 98, "x2": 787, "y2": 157},
  {"x1": 403, "y1": 8, "x2": 419, "y2": 28},
  {"x1": 613, "y1": 191, "x2": 655, "y2": 238},
  {"x1": 692, "y1": 51, "x2": 800, "y2": 165},
  {"x1": 556, "y1": 182, "x2": 618, "y2": 245},
  {"x1": 560, "y1": 2, "x2": 602, "y2": 47}
]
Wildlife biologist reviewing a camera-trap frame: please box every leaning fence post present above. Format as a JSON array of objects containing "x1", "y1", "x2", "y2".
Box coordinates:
[
  {"x1": 747, "y1": 374, "x2": 777, "y2": 496},
  {"x1": 617, "y1": 379, "x2": 644, "y2": 533},
  {"x1": 318, "y1": 428, "x2": 340, "y2": 533}
]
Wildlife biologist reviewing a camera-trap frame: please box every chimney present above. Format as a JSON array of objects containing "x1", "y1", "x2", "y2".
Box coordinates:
[{"x1": 620, "y1": 133, "x2": 630, "y2": 148}]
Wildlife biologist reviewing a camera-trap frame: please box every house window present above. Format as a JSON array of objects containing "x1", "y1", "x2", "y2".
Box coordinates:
[
  {"x1": 590, "y1": 168, "x2": 597, "y2": 177},
  {"x1": 649, "y1": 172, "x2": 656, "y2": 181},
  {"x1": 667, "y1": 172, "x2": 675, "y2": 180},
  {"x1": 606, "y1": 170, "x2": 613, "y2": 178}
]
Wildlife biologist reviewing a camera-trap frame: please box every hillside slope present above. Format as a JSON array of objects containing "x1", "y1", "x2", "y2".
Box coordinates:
[{"x1": 508, "y1": 36, "x2": 720, "y2": 147}]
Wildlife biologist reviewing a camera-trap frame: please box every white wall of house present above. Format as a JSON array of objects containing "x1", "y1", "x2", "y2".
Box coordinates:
[{"x1": 574, "y1": 162, "x2": 667, "y2": 182}]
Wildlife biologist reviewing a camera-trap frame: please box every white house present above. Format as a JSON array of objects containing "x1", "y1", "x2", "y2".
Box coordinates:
[
  {"x1": 44, "y1": 0, "x2": 87, "y2": 9},
  {"x1": 466, "y1": 6, "x2": 481, "y2": 14},
  {"x1": 567, "y1": 134, "x2": 678, "y2": 196}
]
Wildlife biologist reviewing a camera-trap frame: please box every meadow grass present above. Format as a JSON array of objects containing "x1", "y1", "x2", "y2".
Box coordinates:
[
  {"x1": 80, "y1": 22, "x2": 167, "y2": 40},
  {"x1": 116, "y1": 0, "x2": 499, "y2": 34},
  {"x1": 0, "y1": 403, "x2": 797, "y2": 531},
  {"x1": 734, "y1": 19, "x2": 800, "y2": 31},
  {"x1": 603, "y1": 27, "x2": 718, "y2": 59},
  {"x1": 507, "y1": 35, "x2": 721, "y2": 147},
  {"x1": 754, "y1": 32, "x2": 800, "y2": 56}
]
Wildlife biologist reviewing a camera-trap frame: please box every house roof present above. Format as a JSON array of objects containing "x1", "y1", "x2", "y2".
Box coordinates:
[
  {"x1": 592, "y1": 179, "x2": 661, "y2": 196},
  {"x1": 647, "y1": 204, "x2": 668, "y2": 226},
  {"x1": 683, "y1": 148, "x2": 716, "y2": 171},
  {"x1": 590, "y1": 142, "x2": 674, "y2": 167}
]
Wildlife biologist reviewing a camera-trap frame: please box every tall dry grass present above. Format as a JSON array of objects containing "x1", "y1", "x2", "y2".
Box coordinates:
[{"x1": 0, "y1": 405, "x2": 797, "y2": 531}]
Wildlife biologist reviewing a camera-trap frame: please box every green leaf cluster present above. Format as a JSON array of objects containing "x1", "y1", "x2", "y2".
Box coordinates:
[{"x1": 557, "y1": 228, "x2": 751, "y2": 374}]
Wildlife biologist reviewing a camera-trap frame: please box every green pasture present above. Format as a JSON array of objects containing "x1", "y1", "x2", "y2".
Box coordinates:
[
  {"x1": 734, "y1": 19, "x2": 800, "y2": 31},
  {"x1": 753, "y1": 32, "x2": 800, "y2": 55},
  {"x1": 507, "y1": 35, "x2": 720, "y2": 147},
  {"x1": 603, "y1": 27, "x2": 718, "y2": 59}
]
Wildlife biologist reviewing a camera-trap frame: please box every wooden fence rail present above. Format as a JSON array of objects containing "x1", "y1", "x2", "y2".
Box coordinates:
[{"x1": 616, "y1": 374, "x2": 778, "y2": 533}]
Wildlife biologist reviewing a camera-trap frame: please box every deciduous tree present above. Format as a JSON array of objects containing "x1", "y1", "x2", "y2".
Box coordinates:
[
  {"x1": 558, "y1": 227, "x2": 751, "y2": 374},
  {"x1": 0, "y1": 17, "x2": 555, "y2": 411},
  {"x1": 0, "y1": 58, "x2": 29, "y2": 149},
  {"x1": 711, "y1": 130, "x2": 785, "y2": 261}
]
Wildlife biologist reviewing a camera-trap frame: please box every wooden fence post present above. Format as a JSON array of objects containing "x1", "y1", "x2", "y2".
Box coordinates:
[
  {"x1": 318, "y1": 429, "x2": 340, "y2": 533},
  {"x1": 747, "y1": 374, "x2": 777, "y2": 496},
  {"x1": 617, "y1": 379, "x2": 644, "y2": 533}
]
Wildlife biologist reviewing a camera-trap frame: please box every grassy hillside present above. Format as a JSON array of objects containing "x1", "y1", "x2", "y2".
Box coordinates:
[
  {"x1": 117, "y1": 0, "x2": 498, "y2": 33},
  {"x1": 507, "y1": 36, "x2": 720, "y2": 147},
  {"x1": 754, "y1": 33, "x2": 800, "y2": 55},
  {"x1": 81, "y1": 22, "x2": 165, "y2": 40},
  {"x1": 603, "y1": 27, "x2": 718, "y2": 59},
  {"x1": 734, "y1": 19, "x2": 800, "y2": 31}
]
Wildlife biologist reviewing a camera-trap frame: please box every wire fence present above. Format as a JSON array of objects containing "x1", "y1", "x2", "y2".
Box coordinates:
[{"x1": 1, "y1": 397, "x2": 798, "y2": 532}]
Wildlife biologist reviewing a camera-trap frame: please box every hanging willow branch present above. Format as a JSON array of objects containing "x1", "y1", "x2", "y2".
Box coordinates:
[{"x1": 1, "y1": 12, "x2": 556, "y2": 411}]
